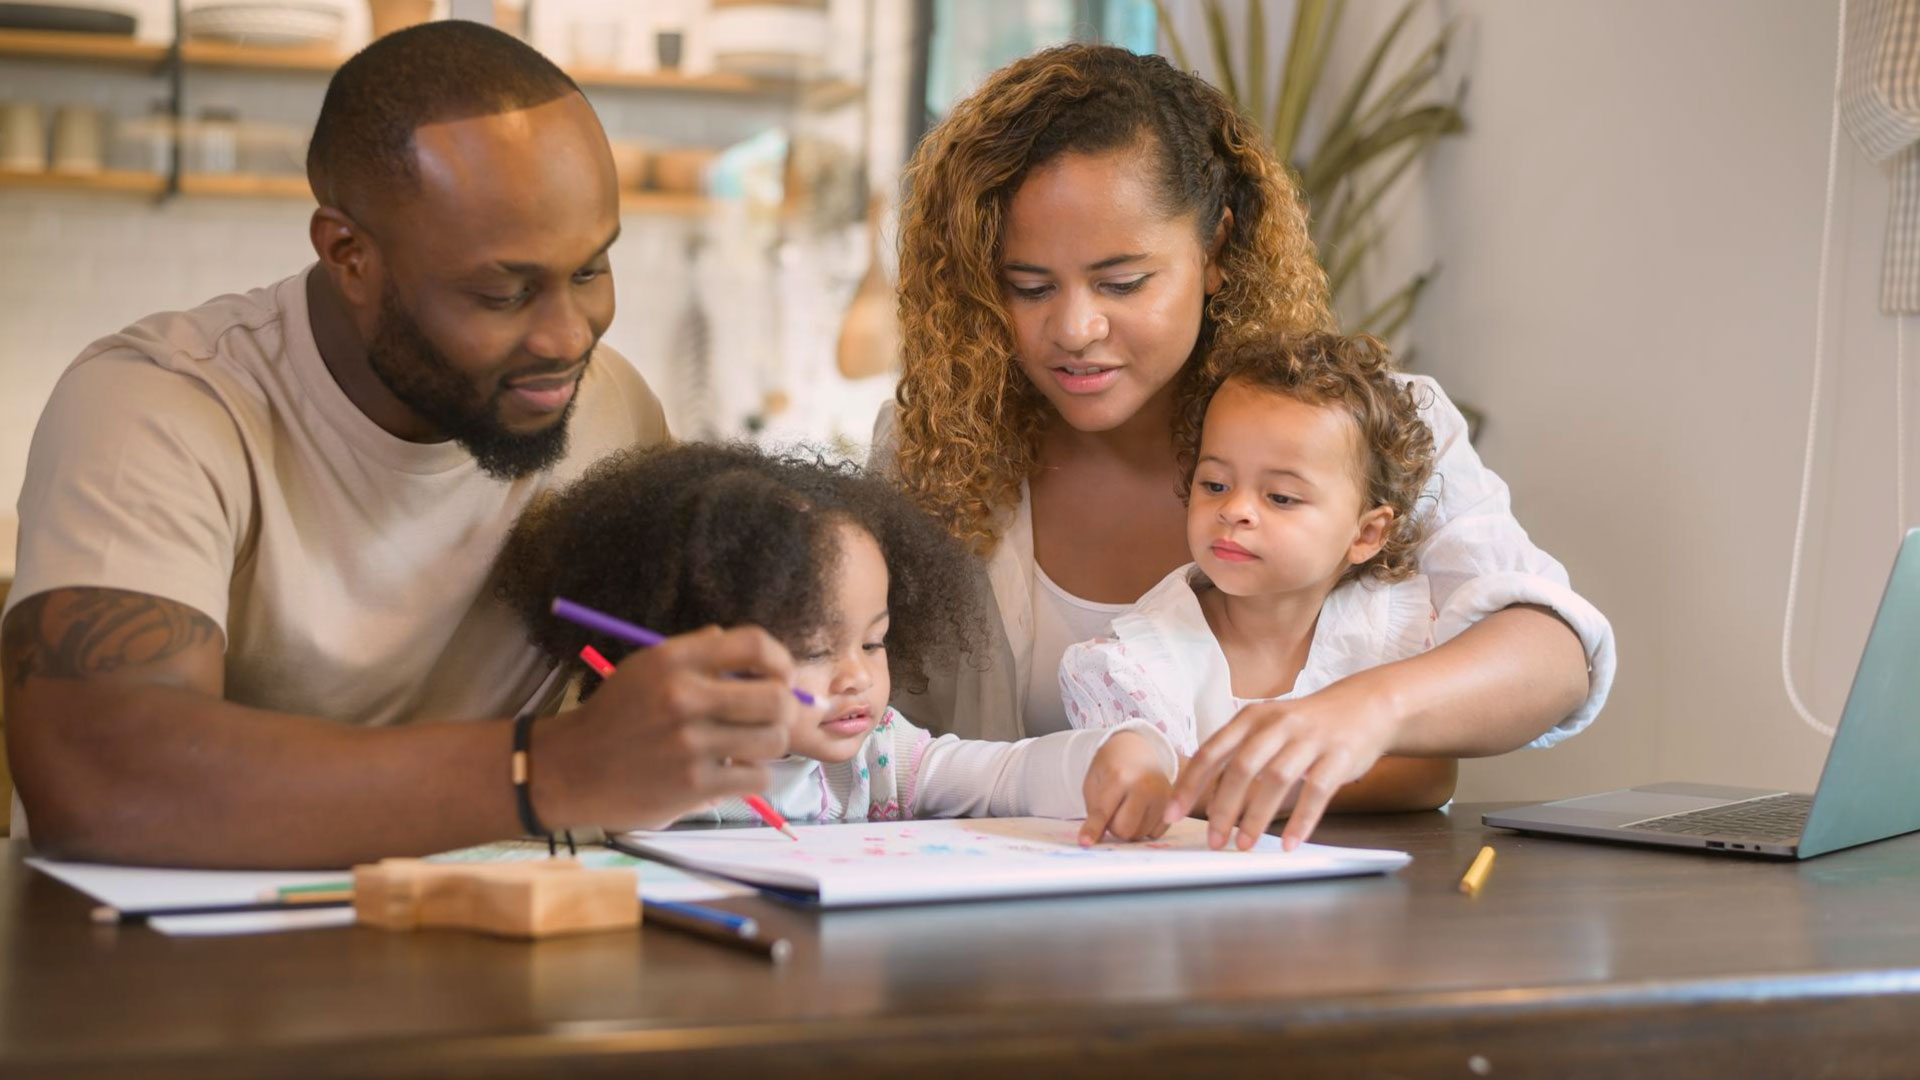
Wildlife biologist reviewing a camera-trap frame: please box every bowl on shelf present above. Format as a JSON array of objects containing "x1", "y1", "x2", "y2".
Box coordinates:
[
  {"x1": 607, "y1": 140, "x2": 650, "y2": 191},
  {"x1": 182, "y1": 0, "x2": 344, "y2": 48},
  {"x1": 0, "y1": 2, "x2": 137, "y2": 35},
  {"x1": 708, "y1": 0, "x2": 828, "y2": 80},
  {"x1": 650, "y1": 146, "x2": 717, "y2": 195}
]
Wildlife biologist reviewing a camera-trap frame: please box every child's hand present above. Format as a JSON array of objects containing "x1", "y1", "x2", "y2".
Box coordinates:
[
  {"x1": 1163, "y1": 674, "x2": 1402, "y2": 852},
  {"x1": 1079, "y1": 731, "x2": 1175, "y2": 845}
]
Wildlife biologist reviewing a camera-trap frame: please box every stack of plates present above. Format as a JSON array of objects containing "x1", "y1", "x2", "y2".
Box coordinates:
[
  {"x1": 708, "y1": 0, "x2": 829, "y2": 80},
  {"x1": 183, "y1": 1, "x2": 343, "y2": 47}
]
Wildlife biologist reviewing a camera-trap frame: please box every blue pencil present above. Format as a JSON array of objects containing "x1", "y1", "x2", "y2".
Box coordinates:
[
  {"x1": 644, "y1": 899, "x2": 757, "y2": 936},
  {"x1": 641, "y1": 899, "x2": 790, "y2": 962}
]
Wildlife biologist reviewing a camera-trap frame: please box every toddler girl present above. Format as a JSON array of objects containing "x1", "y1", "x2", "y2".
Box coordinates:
[
  {"x1": 1062, "y1": 332, "x2": 1459, "y2": 848},
  {"x1": 497, "y1": 442, "x2": 1178, "y2": 831}
]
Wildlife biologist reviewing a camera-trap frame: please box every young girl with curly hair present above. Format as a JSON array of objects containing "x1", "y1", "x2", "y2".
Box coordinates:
[
  {"x1": 877, "y1": 43, "x2": 1616, "y2": 845},
  {"x1": 496, "y1": 443, "x2": 1180, "y2": 833}
]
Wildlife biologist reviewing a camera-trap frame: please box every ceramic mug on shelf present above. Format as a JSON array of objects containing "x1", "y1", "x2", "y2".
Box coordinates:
[
  {"x1": 190, "y1": 108, "x2": 240, "y2": 174},
  {"x1": 50, "y1": 105, "x2": 105, "y2": 175},
  {"x1": 0, "y1": 101, "x2": 46, "y2": 173}
]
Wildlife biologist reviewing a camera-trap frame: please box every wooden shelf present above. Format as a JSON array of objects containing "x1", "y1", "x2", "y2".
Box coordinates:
[
  {"x1": 0, "y1": 169, "x2": 165, "y2": 194},
  {"x1": 571, "y1": 66, "x2": 761, "y2": 93},
  {"x1": 0, "y1": 28, "x2": 165, "y2": 64},
  {"x1": 0, "y1": 168, "x2": 711, "y2": 214},
  {"x1": 178, "y1": 39, "x2": 342, "y2": 72},
  {"x1": 619, "y1": 190, "x2": 708, "y2": 215},
  {"x1": 1, "y1": 29, "x2": 862, "y2": 101},
  {"x1": 178, "y1": 172, "x2": 311, "y2": 198}
]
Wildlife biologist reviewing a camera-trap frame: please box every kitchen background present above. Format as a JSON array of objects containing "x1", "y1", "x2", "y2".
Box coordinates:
[{"x1": 1, "y1": 0, "x2": 1908, "y2": 813}]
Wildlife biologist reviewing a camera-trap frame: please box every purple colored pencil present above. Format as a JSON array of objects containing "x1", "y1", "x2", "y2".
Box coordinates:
[{"x1": 550, "y1": 597, "x2": 817, "y2": 707}]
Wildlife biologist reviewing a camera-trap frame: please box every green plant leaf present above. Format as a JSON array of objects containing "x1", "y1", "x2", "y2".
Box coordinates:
[
  {"x1": 1271, "y1": 0, "x2": 1341, "y2": 164},
  {"x1": 1157, "y1": 0, "x2": 1465, "y2": 359},
  {"x1": 1303, "y1": 21, "x2": 1453, "y2": 201},
  {"x1": 1324, "y1": 119, "x2": 1448, "y2": 255},
  {"x1": 1306, "y1": 100, "x2": 1461, "y2": 205},
  {"x1": 1355, "y1": 267, "x2": 1436, "y2": 341},
  {"x1": 1305, "y1": 42, "x2": 1451, "y2": 202},
  {"x1": 1320, "y1": 0, "x2": 1418, "y2": 160},
  {"x1": 1350, "y1": 21, "x2": 1453, "y2": 137},
  {"x1": 1203, "y1": 0, "x2": 1240, "y2": 111},
  {"x1": 1324, "y1": 222, "x2": 1381, "y2": 299},
  {"x1": 1245, "y1": 0, "x2": 1268, "y2": 131}
]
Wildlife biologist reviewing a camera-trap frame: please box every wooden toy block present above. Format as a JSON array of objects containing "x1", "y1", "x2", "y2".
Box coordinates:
[{"x1": 352, "y1": 858, "x2": 639, "y2": 939}]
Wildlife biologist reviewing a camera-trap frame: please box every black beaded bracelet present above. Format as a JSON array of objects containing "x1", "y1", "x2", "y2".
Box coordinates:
[
  {"x1": 510, "y1": 707, "x2": 549, "y2": 839},
  {"x1": 510, "y1": 710, "x2": 577, "y2": 857}
]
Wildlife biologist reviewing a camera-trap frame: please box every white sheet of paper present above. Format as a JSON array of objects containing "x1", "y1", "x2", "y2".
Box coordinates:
[
  {"x1": 27, "y1": 842, "x2": 748, "y2": 937},
  {"x1": 25, "y1": 859, "x2": 347, "y2": 911},
  {"x1": 617, "y1": 817, "x2": 1411, "y2": 907},
  {"x1": 24, "y1": 859, "x2": 352, "y2": 937}
]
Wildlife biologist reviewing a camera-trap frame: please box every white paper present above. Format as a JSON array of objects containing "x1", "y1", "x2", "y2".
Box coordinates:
[
  {"x1": 617, "y1": 817, "x2": 1411, "y2": 908},
  {"x1": 28, "y1": 841, "x2": 748, "y2": 938},
  {"x1": 25, "y1": 858, "x2": 348, "y2": 911},
  {"x1": 24, "y1": 859, "x2": 353, "y2": 937}
]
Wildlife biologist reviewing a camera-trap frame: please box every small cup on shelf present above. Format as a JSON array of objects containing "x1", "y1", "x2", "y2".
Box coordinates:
[
  {"x1": 656, "y1": 29, "x2": 684, "y2": 70},
  {"x1": 190, "y1": 107, "x2": 241, "y2": 175},
  {"x1": 0, "y1": 101, "x2": 47, "y2": 173},
  {"x1": 50, "y1": 105, "x2": 106, "y2": 175}
]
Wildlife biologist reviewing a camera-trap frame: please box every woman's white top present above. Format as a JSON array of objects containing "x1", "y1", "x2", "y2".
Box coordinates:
[
  {"x1": 1024, "y1": 562, "x2": 1132, "y2": 735},
  {"x1": 871, "y1": 373, "x2": 1618, "y2": 749},
  {"x1": 1058, "y1": 564, "x2": 1436, "y2": 758}
]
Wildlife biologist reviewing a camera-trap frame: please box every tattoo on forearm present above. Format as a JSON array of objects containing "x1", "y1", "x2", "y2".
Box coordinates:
[{"x1": 3, "y1": 589, "x2": 220, "y2": 691}]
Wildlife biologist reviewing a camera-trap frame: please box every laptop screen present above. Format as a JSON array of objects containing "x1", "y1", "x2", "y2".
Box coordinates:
[{"x1": 1800, "y1": 528, "x2": 1920, "y2": 857}]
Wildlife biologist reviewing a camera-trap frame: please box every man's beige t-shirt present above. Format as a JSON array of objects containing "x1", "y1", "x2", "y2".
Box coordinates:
[{"x1": 3, "y1": 266, "x2": 668, "y2": 727}]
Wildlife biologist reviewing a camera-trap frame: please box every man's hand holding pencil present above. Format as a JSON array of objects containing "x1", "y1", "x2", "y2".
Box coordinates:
[{"x1": 531, "y1": 624, "x2": 799, "y2": 833}]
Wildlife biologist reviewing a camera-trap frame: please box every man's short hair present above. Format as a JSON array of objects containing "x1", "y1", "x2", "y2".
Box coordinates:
[{"x1": 307, "y1": 20, "x2": 583, "y2": 211}]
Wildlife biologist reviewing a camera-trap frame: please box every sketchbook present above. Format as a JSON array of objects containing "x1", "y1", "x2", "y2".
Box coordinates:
[{"x1": 612, "y1": 816, "x2": 1411, "y2": 908}]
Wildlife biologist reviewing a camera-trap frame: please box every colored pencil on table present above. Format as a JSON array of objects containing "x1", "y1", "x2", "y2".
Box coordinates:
[
  {"x1": 1459, "y1": 845, "x2": 1497, "y2": 896},
  {"x1": 577, "y1": 644, "x2": 800, "y2": 842},
  {"x1": 642, "y1": 899, "x2": 791, "y2": 963},
  {"x1": 91, "y1": 898, "x2": 352, "y2": 925},
  {"x1": 257, "y1": 881, "x2": 354, "y2": 903}
]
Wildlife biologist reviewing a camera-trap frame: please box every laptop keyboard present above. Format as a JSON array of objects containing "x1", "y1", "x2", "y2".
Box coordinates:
[{"x1": 1631, "y1": 793, "x2": 1814, "y2": 844}]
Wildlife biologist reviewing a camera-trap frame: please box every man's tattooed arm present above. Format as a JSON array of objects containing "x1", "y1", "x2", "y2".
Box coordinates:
[{"x1": 3, "y1": 588, "x2": 222, "y2": 693}]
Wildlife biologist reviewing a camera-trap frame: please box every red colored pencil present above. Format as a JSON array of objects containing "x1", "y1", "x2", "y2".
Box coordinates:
[
  {"x1": 577, "y1": 646, "x2": 800, "y2": 841},
  {"x1": 742, "y1": 794, "x2": 801, "y2": 842}
]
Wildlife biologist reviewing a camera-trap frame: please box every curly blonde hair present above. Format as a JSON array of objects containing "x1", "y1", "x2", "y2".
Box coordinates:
[
  {"x1": 892, "y1": 44, "x2": 1334, "y2": 555},
  {"x1": 1178, "y1": 331, "x2": 1436, "y2": 584}
]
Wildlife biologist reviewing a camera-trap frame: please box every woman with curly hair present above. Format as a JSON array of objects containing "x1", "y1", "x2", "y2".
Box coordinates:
[
  {"x1": 496, "y1": 442, "x2": 1183, "y2": 830},
  {"x1": 878, "y1": 44, "x2": 1615, "y2": 845}
]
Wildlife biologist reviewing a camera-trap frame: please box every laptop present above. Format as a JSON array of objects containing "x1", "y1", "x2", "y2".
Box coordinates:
[{"x1": 1483, "y1": 527, "x2": 1920, "y2": 859}]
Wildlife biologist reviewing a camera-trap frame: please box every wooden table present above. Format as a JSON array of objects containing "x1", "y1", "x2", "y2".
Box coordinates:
[{"x1": 4, "y1": 805, "x2": 1920, "y2": 1078}]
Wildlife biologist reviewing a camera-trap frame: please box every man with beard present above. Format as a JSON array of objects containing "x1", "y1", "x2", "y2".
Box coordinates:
[{"x1": 0, "y1": 22, "x2": 798, "y2": 868}]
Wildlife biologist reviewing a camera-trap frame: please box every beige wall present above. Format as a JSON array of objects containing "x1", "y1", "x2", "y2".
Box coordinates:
[{"x1": 1411, "y1": 0, "x2": 1915, "y2": 800}]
